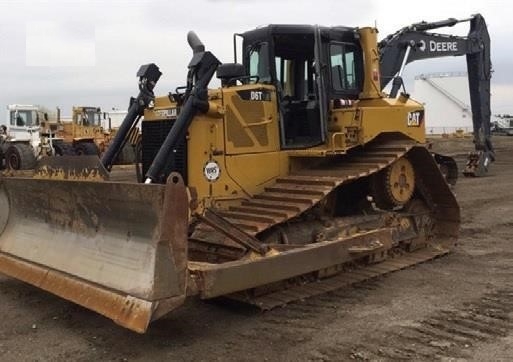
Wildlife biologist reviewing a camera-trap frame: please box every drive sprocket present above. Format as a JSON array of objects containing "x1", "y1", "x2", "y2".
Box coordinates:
[{"x1": 371, "y1": 156, "x2": 415, "y2": 209}]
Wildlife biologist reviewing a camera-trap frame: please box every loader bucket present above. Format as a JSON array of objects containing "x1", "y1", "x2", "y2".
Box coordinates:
[{"x1": 0, "y1": 173, "x2": 189, "y2": 333}]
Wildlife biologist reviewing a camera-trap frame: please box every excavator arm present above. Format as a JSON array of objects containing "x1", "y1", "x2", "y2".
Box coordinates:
[{"x1": 379, "y1": 14, "x2": 494, "y2": 177}]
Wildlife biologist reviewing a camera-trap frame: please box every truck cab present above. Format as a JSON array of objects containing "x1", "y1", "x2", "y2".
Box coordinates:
[
  {"x1": 4, "y1": 104, "x2": 42, "y2": 143},
  {"x1": 2, "y1": 104, "x2": 48, "y2": 158}
]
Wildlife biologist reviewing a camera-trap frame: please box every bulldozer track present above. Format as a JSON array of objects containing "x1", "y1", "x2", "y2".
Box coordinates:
[
  {"x1": 215, "y1": 138, "x2": 416, "y2": 235},
  {"x1": 236, "y1": 246, "x2": 448, "y2": 310},
  {"x1": 316, "y1": 288, "x2": 513, "y2": 361},
  {"x1": 204, "y1": 136, "x2": 459, "y2": 311}
]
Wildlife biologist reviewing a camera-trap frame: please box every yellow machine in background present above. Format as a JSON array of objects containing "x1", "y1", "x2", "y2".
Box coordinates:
[
  {"x1": 0, "y1": 20, "x2": 462, "y2": 333},
  {"x1": 42, "y1": 106, "x2": 137, "y2": 162},
  {"x1": 55, "y1": 106, "x2": 107, "y2": 155}
]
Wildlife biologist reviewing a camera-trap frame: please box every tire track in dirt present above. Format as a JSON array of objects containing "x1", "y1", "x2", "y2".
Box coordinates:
[
  {"x1": 220, "y1": 280, "x2": 382, "y2": 356},
  {"x1": 322, "y1": 288, "x2": 513, "y2": 361}
]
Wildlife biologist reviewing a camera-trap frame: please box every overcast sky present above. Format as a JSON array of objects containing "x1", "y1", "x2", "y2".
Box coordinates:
[{"x1": 0, "y1": 0, "x2": 510, "y2": 117}]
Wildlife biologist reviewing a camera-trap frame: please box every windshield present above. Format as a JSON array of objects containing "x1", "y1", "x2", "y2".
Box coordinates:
[
  {"x1": 82, "y1": 109, "x2": 101, "y2": 126},
  {"x1": 10, "y1": 110, "x2": 38, "y2": 127}
]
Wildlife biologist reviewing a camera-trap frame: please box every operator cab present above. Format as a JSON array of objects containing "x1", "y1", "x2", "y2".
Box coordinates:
[
  {"x1": 239, "y1": 25, "x2": 364, "y2": 149},
  {"x1": 76, "y1": 107, "x2": 102, "y2": 127},
  {"x1": 10, "y1": 109, "x2": 39, "y2": 127}
]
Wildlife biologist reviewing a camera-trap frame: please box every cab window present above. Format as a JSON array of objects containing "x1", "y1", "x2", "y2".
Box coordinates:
[
  {"x1": 10, "y1": 110, "x2": 37, "y2": 127},
  {"x1": 329, "y1": 43, "x2": 358, "y2": 91},
  {"x1": 85, "y1": 110, "x2": 101, "y2": 126},
  {"x1": 248, "y1": 42, "x2": 271, "y2": 83}
]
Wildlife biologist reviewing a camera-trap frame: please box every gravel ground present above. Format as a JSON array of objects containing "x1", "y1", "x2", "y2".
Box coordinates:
[{"x1": 0, "y1": 136, "x2": 512, "y2": 361}]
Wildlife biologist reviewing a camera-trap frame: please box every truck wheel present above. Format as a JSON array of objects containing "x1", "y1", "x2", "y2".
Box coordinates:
[
  {"x1": 6, "y1": 143, "x2": 37, "y2": 170},
  {"x1": 53, "y1": 142, "x2": 75, "y2": 156},
  {"x1": 74, "y1": 142, "x2": 99, "y2": 156}
]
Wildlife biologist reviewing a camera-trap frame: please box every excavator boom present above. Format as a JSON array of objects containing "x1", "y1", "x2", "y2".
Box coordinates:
[{"x1": 379, "y1": 14, "x2": 493, "y2": 177}]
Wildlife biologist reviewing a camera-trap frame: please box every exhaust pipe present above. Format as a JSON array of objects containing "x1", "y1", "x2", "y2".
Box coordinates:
[
  {"x1": 187, "y1": 31, "x2": 205, "y2": 54},
  {"x1": 144, "y1": 32, "x2": 220, "y2": 183}
]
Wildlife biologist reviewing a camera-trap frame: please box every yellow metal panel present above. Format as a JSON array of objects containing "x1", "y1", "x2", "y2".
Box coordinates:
[
  {"x1": 185, "y1": 112, "x2": 248, "y2": 210},
  {"x1": 222, "y1": 84, "x2": 280, "y2": 155},
  {"x1": 358, "y1": 27, "x2": 383, "y2": 100},
  {"x1": 183, "y1": 86, "x2": 286, "y2": 210},
  {"x1": 224, "y1": 152, "x2": 281, "y2": 197},
  {"x1": 358, "y1": 98, "x2": 426, "y2": 144}
]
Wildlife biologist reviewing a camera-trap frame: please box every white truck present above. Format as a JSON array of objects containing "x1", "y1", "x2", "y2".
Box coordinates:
[
  {"x1": 492, "y1": 115, "x2": 513, "y2": 136},
  {"x1": 0, "y1": 104, "x2": 66, "y2": 169}
]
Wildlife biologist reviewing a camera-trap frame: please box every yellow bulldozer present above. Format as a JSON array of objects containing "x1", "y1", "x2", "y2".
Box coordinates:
[{"x1": 0, "y1": 18, "x2": 470, "y2": 333}]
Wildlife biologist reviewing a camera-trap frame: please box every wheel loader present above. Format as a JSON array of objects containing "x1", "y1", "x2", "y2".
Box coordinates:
[
  {"x1": 56, "y1": 106, "x2": 105, "y2": 155},
  {"x1": 56, "y1": 106, "x2": 139, "y2": 161},
  {"x1": 0, "y1": 19, "x2": 461, "y2": 333}
]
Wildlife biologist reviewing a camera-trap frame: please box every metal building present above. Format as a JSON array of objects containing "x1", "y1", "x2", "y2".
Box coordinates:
[{"x1": 411, "y1": 72, "x2": 472, "y2": 135}]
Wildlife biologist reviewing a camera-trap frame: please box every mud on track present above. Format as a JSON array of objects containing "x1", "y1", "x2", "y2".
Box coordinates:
[{"x1": 0, "y1": 136, "x2": 513, "y2": 361}]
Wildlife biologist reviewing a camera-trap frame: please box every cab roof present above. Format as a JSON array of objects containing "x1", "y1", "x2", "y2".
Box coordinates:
[{"x1": 241, "y1": 24, "x2": 359, "y2": 44}]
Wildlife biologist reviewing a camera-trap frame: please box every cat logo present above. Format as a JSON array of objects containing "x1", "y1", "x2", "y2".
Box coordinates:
[{"x1": 407, "y1": 110, "x2": 424, "y2": 127}]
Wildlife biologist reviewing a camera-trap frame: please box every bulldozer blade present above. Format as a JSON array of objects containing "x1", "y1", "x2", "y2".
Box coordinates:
[
  {"x1": 0, "y1": 172, "x2": 189, "y2": 333},
  {"x1": 34, "y1": 155, "x2": 110, "y2": 181}
]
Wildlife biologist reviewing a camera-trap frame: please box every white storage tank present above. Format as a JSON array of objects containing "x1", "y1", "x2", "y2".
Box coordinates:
[
  {"x1": 104, "y1": 109, "x2": 129, "y2": 130},
  {"x1": 411, "y1": 72, "x2": 472, "y2": 135}
]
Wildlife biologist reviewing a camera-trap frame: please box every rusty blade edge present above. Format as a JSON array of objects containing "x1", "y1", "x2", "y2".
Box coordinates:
[{"x1": 0, "y1": 252, "x2": 181, "y2": 334}]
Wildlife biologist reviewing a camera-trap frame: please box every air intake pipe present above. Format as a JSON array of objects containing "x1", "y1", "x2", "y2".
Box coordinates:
[{"x1": 144, "y1": 32, "x2": 220, "y2": 183}]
